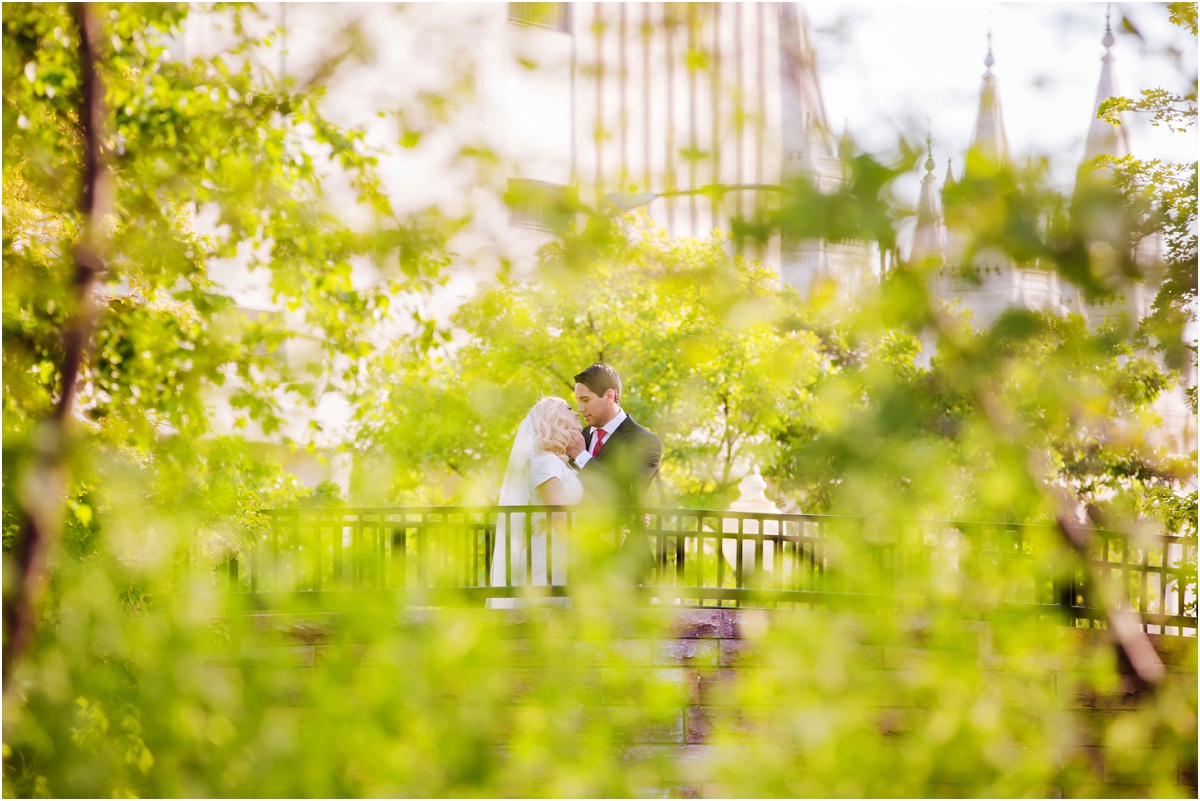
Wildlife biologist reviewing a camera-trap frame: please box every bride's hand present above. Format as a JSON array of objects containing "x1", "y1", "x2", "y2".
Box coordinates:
[{"x1": 566, "y1": 429, "x2": 585, "y2": 458}]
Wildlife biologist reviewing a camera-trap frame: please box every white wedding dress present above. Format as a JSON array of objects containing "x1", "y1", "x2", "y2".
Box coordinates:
[{"x1": 487, "y1": 420, "x2": 584, "y2": 608}]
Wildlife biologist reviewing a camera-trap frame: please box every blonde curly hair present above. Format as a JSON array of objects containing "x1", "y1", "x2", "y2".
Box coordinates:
[{"x1": 528, "y1": 397, "x2": 578, "y2": 461}]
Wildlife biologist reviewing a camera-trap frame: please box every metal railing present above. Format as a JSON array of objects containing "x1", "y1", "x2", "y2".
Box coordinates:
[{"x1": 227, "y1": 507, "x2": 1198, "y2": 634}]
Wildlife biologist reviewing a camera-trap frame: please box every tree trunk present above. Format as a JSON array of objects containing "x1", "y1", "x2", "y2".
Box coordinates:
[{"x1": 3, "y1": 2, "x2": 109, "y2": 689}]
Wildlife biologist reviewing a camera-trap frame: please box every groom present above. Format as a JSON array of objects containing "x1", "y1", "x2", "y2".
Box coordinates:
[{"x1": 566, "y1": 363, "x2": 662, "y2": 576}]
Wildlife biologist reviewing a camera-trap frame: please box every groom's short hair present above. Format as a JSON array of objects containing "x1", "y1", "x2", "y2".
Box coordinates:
[{"x1": 574, "y1": 363, "x2": 621, "y2": 403}]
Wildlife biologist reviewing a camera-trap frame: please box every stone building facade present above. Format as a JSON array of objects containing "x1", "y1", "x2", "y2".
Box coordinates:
[
  {"x1": 908, "y1": 20, "x2": 1195, "y2": 454},
  {"x1": 181, "y1": 4, "x2": 1194, "y2": 471}
]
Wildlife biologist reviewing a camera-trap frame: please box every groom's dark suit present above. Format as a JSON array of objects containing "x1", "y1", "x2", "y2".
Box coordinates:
[{"x1": 579, "y1": 415, "x2": 662, "y2": 576}]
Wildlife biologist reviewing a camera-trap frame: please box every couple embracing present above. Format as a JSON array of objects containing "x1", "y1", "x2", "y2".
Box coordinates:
[{"x1": 487, "y1": 364, "x2": 662, "y2": 606}]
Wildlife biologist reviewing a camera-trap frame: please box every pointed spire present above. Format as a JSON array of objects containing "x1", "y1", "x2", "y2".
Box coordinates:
[
  {"x1": 911, "y1": 135, "x2": 946, "y2": 265},
  {"x1": 944, "y1": 156, "x2": 955, "y2": 188},
  {"x1": 838, "y1": 118, "x2": 854, "y2": 160},
  {"x1": 1083, "y1": 5, "x2": 1130, "y2": 162},
  {"x1": 967, "y1": 30, "x2": 1010, "y2": 169}
]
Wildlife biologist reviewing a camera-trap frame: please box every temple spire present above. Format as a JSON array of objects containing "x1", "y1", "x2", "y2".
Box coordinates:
[
  {"x1": 967, "y1": 31, "x2": 1010, "y2": 170},
  {"x1": 838, "y1": 118, "x2": 854, "y2": 161},
  {"x1": 911, "y1": 136, "x2": 946, "y2": 265},
  {"x1": 1083, "y1": 7, "x2": 1130, "y2": 162}
]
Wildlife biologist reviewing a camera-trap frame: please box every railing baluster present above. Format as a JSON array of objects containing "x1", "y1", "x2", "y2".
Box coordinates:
[
  {"x1": 251, "y1": 518, "x2": 261, "y2": 594},
  {"x1": 692, "y1": 516, "x2": 701, "y2": 599},
  {"x1": 453, "y1": 512, "x2": 460, "y2": 588},
  {"x1": 813, "y1": 520, "x2": 822, "y2": 593},
  {"x1": 1139, "y1": 540, "x2": 1150, "y2": 620},
  {"x1": 475, "y1": 515, "x2": 482, "y2": 586},
  {"x1": 662, "y1": 513, "x2": 672, "y2": 587},
  {"x1": 418, "y1": 514, "x2": 428, "y2": 588},
  {"x1": 777, "y1": 520, "x2": 787, "y2": 594},
  {"x1": 714, "y1": 516, "x2": 725, "y2": 606},
  {"x1": 504, "y1": 511, "x2": 513, "y2": 590},
  {"x1": 798, "y1": 521, "x2": 806, "y2": 594},
  {"x1": 470, "y1": 515, "x2": 479, "y2": 587},
  {"x1": 483, "y1": 514, "x2": 491, "y2": 589},
  {"x1": 563, "y1": 511, "x2": 573, "y2": 588},
  {"x1": 393, "y1": 525, "x2": 406, "y2": 589},
  {"x1": 655, "y1": 513, "x2": 667, "y2": 584},
  {"x1": 1159, "y1": 543, "x2": 1168, "y2": 622},
  {"x1": 750, "y1": 516, "x2": 759, "y2": 589},
  {"x1": 224, "y1": 507, "x2": 1195, "y2": 634},
  {"x1": 312, "y1": 516, "x2": 321, "y2": 592},
  {"x1": 787, "y1": 521, "x2": 796, "y2": 594},
  {"x1": 379, "y1": 517, "x2": 388, "y2": 588},
  {"x1": 675, "y1": 522, "x2": 685, "y2": 587},
  {"x1": 547, "y1": 509, "x2": 553, "y2": 588},
  {"x1": 525, "y1": 511, "x2": 533, "y2": 590},
  {"x1": 267, "y1": 513, "x2": 277, "y2": 593},
  {"x1": 736, "y1": 515, "x2": 745, "y2": 595},
  {"x1": 1173, "y1": 544, "x2": 1182, "y2": 635},
  {"x1": 457, "y1": 512, "x2": 466, "y2": 588},
  {"x1": 333, "y1": 516, "x2": 344, "y2": 586}
]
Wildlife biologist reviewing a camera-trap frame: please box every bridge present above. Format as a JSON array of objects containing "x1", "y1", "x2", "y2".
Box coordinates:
[
  {"x1": 225, "y1": 506, "x2": 1197, "y2": 635},
  {"x1": 207, "y1": 505, "x2": 1199, "y2": 796}
]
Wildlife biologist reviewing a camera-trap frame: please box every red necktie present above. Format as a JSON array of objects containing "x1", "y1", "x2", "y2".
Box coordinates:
[{"x1": 592, "y1": 429, "x2": 607, "y2": 456}]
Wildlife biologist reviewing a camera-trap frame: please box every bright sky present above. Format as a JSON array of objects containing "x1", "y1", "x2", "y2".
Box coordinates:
[{"x1": 806, "y1": 2, "x2": 1196, "y2": 195}]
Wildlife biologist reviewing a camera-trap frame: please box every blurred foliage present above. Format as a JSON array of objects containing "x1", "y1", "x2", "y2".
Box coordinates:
[
  {"x1": 3, "y1": 2, "x2": 1198, "y2": 798},
  {"x1": 702, "y1": 609, "x2": 1197, "y2": 798},
  {"x1": 2, "y1": 2, "x2": 453, "y2": 559},
  {"x1": 354, "y1": 217, "x2": 827, "y2": 509},
  {"x1": 1096, "y1": 5, "x2": 1197, "y2": 373}
]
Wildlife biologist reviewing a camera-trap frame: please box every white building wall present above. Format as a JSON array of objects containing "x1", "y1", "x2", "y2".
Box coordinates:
[
  {"x1": 574, "y1": 2, "x2": 788, "y2": 256},
  {"x1": 178, "y1": 3, "x2": 812, "y2": 490},
  {"x1": 181, "y1": 3, "x2": 1192, "y2": 480}
]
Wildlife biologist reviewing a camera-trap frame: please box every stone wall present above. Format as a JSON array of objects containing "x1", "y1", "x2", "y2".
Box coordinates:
[{"x1": 212, "y1": 606, "x2": 1198, "y2": 797}]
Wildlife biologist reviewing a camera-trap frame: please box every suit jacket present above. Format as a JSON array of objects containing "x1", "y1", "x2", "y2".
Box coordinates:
[{"x1": 579, "y1": 415, "x2": 662, "y2": 509}]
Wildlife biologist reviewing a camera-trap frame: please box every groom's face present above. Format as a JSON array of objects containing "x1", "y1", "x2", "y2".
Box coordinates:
[{"x1": 574, "y1": 382, "x2": 617, "y2": 428}]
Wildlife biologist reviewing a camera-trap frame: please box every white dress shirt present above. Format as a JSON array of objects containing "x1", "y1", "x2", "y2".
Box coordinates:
[{"x1": 573, "y1": 409, "x2": 626, "y2": 469}]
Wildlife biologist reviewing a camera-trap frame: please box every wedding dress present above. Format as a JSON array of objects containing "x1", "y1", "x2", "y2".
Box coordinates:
[{"x1": 487, "y1": 417, "x2": 584, "y2": 608}]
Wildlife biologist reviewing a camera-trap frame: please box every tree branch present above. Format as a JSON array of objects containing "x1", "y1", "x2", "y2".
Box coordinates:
[
  {"x1": 4, "y1": 3, "x2": 109, "y2": 689},
  {"x1": 545, "y1": 362, "x2": 575, "y2": 392},
  {"x1": 1052, "y1": 489, "x2": 1166, "y2": 688},
  {"x1": 926, "y1": 299, "x2": 1165, "y2": 691}
]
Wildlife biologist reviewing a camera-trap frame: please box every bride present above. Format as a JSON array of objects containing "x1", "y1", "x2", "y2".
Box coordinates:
[{"x1": 487, "y1": 397, "x2": 585, "y2": 608}]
